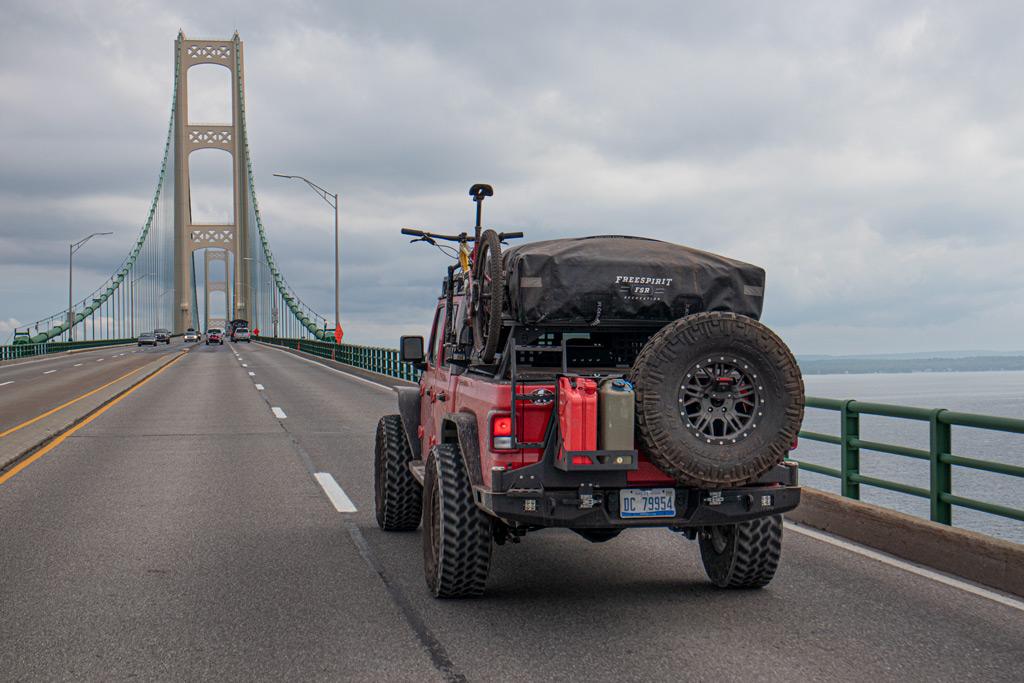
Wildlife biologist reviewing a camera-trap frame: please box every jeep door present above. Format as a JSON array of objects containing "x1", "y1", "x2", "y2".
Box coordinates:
[{"x1": 419, "y1": 301, "x2": 449, "y2": 455}]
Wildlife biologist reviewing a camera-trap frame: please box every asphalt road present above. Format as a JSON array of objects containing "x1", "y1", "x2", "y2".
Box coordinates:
[
  {"x1": 1, "y1": 341, "x2": 1021, "y2": 681},
  {"x1": 0, "y1": 341, "x2": 183, "y2": 434}
]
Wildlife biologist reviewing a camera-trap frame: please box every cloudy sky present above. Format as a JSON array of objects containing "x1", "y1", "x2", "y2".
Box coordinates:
[{"x1": 2, "y1": 1, "x2": 1023, "y2": 354}]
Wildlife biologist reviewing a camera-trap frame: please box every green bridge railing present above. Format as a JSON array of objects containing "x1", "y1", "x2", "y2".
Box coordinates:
[
  {"x1": 256, "y1": 336, "x2": 420, "y2": 382},
  {"x1": 255, "y1": 336, "x2": 1022, "y2": 533},
  {"x1": 0, "y1": 338, "x2": 137, "y2": 362},
  {"x1": 791, "y1": 397, "x2": 1024, "y2": 527}
]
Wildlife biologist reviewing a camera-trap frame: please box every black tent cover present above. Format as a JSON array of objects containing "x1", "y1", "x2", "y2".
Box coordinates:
[{"x1": 502, "y1": 235, "x2": 765, "y2": 326}]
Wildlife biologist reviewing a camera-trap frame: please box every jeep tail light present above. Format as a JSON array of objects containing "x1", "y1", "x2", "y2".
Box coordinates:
[
  {"x1": 790, "y1": 436, "x2": 799, "y2": 450},
  {"x1": 492, "y1": 415, "x2": 513, "y2": 450}
]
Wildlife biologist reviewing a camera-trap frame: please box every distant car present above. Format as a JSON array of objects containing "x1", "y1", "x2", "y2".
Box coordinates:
[
  {"x1": 183, "y1": 329, "x2": 200, "y2": 343},
  {"x1": 138, "y1": 332, "x2": 157, "y2": 346},
  {"x1": 154, "y1": 328, "x2": 171, "y2": 344},
  {"x1": 231, "y1": 327, "x2": 251, "y2": 343},
  {"x1": 206, "y1": 328, "x2": 224, "y2": 345}
]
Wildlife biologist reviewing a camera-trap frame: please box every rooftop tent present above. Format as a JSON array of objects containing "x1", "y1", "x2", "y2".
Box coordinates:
[{"x1": 502, "y1": 235, "x2": 765, "y2": 326}]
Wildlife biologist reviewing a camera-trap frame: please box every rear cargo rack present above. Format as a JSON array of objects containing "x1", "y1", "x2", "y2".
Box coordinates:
[{"x1": 507, "y1": 330, "x2": 567, "y2": 449}]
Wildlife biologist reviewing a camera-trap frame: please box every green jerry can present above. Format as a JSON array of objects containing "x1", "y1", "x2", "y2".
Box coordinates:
[{"x1": 598, "y1": 378, "x2": 635, "y2": 451}]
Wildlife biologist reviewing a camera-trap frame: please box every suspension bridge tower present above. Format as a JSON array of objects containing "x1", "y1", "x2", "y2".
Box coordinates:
[{"x1": 172, "y1": 31, "x2": 250, "y2": 332}]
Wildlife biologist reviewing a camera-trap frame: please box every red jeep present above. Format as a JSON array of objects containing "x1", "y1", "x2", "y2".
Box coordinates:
[{"x1": 375, "y1": 185, "x2": 804, "y2": 598}]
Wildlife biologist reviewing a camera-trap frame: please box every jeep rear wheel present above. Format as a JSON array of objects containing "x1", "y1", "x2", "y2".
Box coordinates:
[
  {"x1": 374, "y1": 415, "x2": 422, "y2": 531},
  {"x1": 630, "y1": 311, "x2": 804, "y2": 487},
  {"x1": 423, "y1": 443, "x2": 492, "y2": 598},
  {"x1": 699, "y1": 515, "x2": 782, "y2": 588}
]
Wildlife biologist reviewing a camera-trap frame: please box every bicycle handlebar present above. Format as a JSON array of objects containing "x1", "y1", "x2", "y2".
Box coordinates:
[
  {"x1": 402, "y1": 227, "x2": 472, "y2": 242},
  {"x1": 402, "y1": 228, "x2": 525, "y2": 243}
]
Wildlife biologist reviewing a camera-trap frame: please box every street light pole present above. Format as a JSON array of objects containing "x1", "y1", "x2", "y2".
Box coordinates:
[
  {"x1": 273, "y1": 173, "x2": 339, "y2": 341},
  {"x1": 68, "y1": 232, "x2": 113, "y2": 341}
]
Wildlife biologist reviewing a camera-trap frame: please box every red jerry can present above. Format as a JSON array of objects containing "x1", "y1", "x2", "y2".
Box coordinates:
[{"x1": 558, "y1": 377, "x2": 598, "y2": 461}]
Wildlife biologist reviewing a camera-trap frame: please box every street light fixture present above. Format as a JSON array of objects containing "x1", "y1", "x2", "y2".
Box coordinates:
[
  {"x1": 273, "y1": 173, "x2": 340, "y2": 342},
  {"x1": 68, "y1": 232, "x2": 113, "y2": 341}
]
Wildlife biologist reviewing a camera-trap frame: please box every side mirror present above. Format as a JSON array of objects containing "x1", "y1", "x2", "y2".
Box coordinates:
[{"x1": 400, "y1": 335, "x2": 426, "y2": 368}]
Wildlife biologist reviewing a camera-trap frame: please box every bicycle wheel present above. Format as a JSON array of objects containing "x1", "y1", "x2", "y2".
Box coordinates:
[{"x1": 471, "y1": 229, "x2": 504, "y2": 364}]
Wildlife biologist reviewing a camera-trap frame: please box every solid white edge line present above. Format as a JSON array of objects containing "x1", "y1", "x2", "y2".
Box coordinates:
[
  {"x1": 784, "y1": 521, "x2": 1024, "y2": 613},
  {"x1": 314, "y1": 472, "x2": 358, "y2": 512},
  {"x1": 254, "y1": 383, "x2": 264, "y2": 390},
  {"x1": 271, "y1": 406, "x2": 287, "y2": 419},
  {"x1": 259, "y1": 342, "x2": 397, "y2": 393},
  {"x1": 43, "y1": 370, "x2": 57, "y2": 374}
]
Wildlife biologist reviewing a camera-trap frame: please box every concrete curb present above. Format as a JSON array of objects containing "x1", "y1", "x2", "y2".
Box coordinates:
[
  {"x1": 0, "y1": 350, "x2": 187, "y2": 471},
  {"x1": 789, "y1": 488, "x2": 1024, "y2": 598}
]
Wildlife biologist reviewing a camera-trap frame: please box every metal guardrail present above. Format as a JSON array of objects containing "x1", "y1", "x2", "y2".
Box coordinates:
[
  {"x1": 256, "y1": 336, "x2": 420, "y2": 382},
  {"x1": 790, "y1": 397, "x2": 1024, "y2": 526},
  {"x1": 0, "y1": 338, "x2": 136, "y2": 362},
  {"x1": 256, "y1": 336, "x2": 1022, "y2": 530}
]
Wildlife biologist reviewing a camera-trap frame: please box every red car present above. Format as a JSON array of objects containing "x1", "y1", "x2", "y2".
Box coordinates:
[{"x1": 374, "y1": 185, "x2": 804, "y2": 598}]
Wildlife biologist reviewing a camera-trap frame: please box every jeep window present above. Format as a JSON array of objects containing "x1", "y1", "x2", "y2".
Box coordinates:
[{"x1": 427, "y1": 303, "x2": 443, "y2": 366}]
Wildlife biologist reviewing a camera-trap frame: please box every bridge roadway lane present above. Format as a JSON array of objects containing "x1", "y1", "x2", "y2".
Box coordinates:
[
  {"x1": 1, "y1": 341, "x2": 1022, "y2": 681},
  {"x1": 0, "y1": 341, "x2": 183, "y2": 434}
]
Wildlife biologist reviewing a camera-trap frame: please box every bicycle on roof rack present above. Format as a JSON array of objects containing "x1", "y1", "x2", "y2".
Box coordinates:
[{"x1": 401, "y1": 183, "x2": 523, "y2": 364}]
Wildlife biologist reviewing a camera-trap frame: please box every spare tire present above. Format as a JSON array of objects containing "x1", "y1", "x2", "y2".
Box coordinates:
[{"x1": 630, "y1": 312, "x2": 803, "y2": 487}]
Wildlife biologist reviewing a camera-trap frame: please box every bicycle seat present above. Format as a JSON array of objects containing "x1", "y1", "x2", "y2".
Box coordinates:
[{"x1": 469, "y1": 183, "x2": 493, "y2": 200}]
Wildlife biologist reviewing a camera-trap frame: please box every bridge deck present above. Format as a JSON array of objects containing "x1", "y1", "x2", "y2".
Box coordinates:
[{"x1": 1, "y1": 341, "x2": 1021, "y2": 680}]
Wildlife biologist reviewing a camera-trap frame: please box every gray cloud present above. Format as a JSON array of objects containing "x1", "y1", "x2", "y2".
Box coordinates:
[{"x1": 2, "y1": 0, "x2": 1024, "y2": 352}]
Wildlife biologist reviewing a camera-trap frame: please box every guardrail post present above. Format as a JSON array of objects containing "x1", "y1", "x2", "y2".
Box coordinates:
[
  {"x1": 840, "y1": 400, "x2": 860, "y2": 499},
  {"x1": 929, "y1": 409, "x2": 952, "y2": 525}
]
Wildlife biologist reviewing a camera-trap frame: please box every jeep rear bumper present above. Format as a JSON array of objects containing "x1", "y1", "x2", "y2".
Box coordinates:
[{"x1": 477, "y1": 483, "x2": 799, "y2": 529}]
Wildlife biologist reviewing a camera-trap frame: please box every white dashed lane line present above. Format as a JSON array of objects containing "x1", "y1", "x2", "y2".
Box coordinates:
[
  {"x1": 74, "y1": 363, "x2": 83, "y2": 367},
  {"x1": 242, "y1": 364, "x2": 248, "y2": 367},
  {"x1": 255, "y1": 384, "x2": 264, "y2": 390},
  {"x1": 43, "y1": 370, "x2": 57, "y2": 375},
  {"x1": 96, "y1": 359, "x2": 104, "y2": 362},
  {"x1": 314, "y1": 472, "x2": 358, "y2": 512},
  {"x1": 248, "y1": 371, "x2": 255, "y2": 376},
  {"x1": 271, "y1": 406, "x2": 287, "y2": 419},
  {"x1": 0, "y1": 381, "x2": 14, "y2": 387}
]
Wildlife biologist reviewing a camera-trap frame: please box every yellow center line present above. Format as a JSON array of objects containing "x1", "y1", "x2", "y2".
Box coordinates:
[
  {"x1": 0, "y1": 351, "x2": 187, "y2": 485},
  {"x1": 0, "y1": 365, "x2": 155, "y2": 439}
]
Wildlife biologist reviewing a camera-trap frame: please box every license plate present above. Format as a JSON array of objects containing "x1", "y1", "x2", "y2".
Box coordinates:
[{"x1": 619, "y1": 488, "x2": 676, "y2": 518}]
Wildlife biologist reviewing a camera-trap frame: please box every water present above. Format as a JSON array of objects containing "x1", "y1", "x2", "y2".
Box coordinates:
[{"x1": 796, "y1": 371, "x2": 1024, "y2": 545}]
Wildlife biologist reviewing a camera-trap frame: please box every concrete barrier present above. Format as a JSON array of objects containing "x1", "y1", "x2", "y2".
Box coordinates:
[{"x1": 789, "y1": 488, "x2": 1024, "y2": 598}]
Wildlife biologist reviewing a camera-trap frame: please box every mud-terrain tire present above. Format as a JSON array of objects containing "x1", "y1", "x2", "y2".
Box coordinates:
[
  {"x1": 423, "y1": 443, "x2": 492, "y2": 598},
  {"x1": 630, "y1": 312, "x2": 803, "y2": 487},
  {"x1": 471, "y1": 229, "x2": 504, "y2": 364},
  {"x1": 374, "y1": 415, "x2": 422, "y2": 531},
  {"x1": 699, "y1": 515, "x2": 782, "y2": 588}
]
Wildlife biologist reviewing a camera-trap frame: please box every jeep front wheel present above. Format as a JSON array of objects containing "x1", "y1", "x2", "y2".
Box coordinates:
[
  {"x1": 374, "y1": 415, "x2": 422, "y2": 531},
  {"x1": 423, "y1": 443, "x2": 492, "y2": 598},
  {"x1": 698, "y1": 515, "x2": 782, "y2": 588}
]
